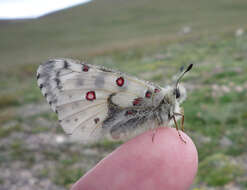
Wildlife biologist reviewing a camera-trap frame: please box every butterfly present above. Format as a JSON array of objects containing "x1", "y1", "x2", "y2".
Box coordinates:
[{"x1": 37, "y1": 58, "x2": 193, "y2": 143}]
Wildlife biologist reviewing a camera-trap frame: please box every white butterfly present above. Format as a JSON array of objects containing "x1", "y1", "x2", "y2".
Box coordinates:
[{"x1": 37, "y1": 58, "x2": 193, "y2": 143}]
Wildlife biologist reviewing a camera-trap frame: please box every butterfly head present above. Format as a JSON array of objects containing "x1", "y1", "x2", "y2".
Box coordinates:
[
  {"x1": 173, "y1": 84, "x2": 186, "y2": 103},
  {"x1": 161, "y1": 64, "x2": 193, "y2": 118},
  {"x1": 173, "y1": 63, "x2": 193, "y2": 98},
  {"x1": 162, "y1": 85, "x2": 186, "y2": 108}
]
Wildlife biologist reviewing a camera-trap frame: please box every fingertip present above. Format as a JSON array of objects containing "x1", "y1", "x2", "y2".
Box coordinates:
[
  {"x1": 71, "y1": 127, "x2": 198, "y2": 190},
  {"x1": 118, "y1": 127, "x2": 198, "y2": 190}
]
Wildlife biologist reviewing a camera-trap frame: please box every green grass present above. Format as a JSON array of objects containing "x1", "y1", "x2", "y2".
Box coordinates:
[
  {"x1": 9, "y1": 140, "x2": 36, "y2": 167},
  {"x1": 1, "y1": 0, "x2": 247, "y2": 74},
  {"x1": 0, "y1": 110, "x2": 16, "y2": 125},
  {"x1": 0, "y1": 94, "x2": 20, "y2": 108},
  {"x1": 90, "y1": 139, "x2": 123, "y2": 150},
  {"x1": 54, "y1": 167, "x2": 85, "y2": 187},
  {"x1": 198, "y1": 154, "x2": 243, "y2": 186},
  {"x1": 0, "y1": 123, "x2": 21, "y2": 138}
]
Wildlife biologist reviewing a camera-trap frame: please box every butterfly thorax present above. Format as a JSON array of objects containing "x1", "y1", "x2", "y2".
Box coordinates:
[{"x1": 153, "y1": 89, "x2": 178, "y2": 124}]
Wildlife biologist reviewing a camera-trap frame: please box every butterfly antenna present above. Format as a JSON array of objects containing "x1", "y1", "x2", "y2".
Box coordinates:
[{"x1": 175, "y1": 64, "x2": 193, "y2": 88}]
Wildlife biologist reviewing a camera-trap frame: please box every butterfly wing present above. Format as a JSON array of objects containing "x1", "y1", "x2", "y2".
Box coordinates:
[{"x1": 37, "y1": 58, "x2": 162, "y2": 142}]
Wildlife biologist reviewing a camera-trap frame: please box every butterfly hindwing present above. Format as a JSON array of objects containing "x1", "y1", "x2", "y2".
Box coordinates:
[{"x1": 37, "y1": 58, "x2": 163, "y2": 142}]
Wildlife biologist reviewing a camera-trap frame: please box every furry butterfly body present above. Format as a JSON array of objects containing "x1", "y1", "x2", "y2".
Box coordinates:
[{"x1": 37, "y1": 58, "x2": 191, "y2": 143}]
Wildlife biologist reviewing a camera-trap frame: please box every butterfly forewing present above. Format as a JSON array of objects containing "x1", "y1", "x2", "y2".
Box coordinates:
[{"x1": 37, "y1": 58, "x2": 164, "y2": 142}]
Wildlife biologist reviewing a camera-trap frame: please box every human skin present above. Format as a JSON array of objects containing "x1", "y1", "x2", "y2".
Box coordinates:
[{"x1": 71, "y1": 127, "x2": 198, "y2": 190}]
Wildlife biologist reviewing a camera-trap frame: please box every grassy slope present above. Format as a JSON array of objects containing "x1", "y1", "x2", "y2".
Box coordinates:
[
  {"x1": 1, "y1": 0, "x2": 247, "y2": 69},
  {"x1": 0, "y1": 0, "x2": 247, "y2": 189}
]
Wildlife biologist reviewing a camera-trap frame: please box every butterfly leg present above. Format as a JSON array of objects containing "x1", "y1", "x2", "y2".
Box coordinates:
[
  {"x1": 180, "y1": 107, "x2": 185, "y2": 132},
  {"x1": 172, "y1": 115, "x2": 186, "y2": 144},
  {"x1": 151, "y1": 120, "x2": 160, "y2": 142},
  {"x1": 152, "y1": 129, "x2": 158, "y2": 142},
  {"x1": 174, "y1": 108, "x2": 185, "y2": 132}
]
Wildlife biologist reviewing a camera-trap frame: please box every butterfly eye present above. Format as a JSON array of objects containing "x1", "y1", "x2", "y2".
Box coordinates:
[{"x1": 174, "y1": 88, "x2": 180, "y2": 99}]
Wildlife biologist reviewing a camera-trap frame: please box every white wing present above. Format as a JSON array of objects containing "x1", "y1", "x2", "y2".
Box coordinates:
[{"x1": 37, "y1": 58, "x2": 162, "y2": 142}]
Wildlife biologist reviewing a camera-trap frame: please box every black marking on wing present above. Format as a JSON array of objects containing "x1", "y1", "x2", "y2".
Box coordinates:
[
  {"x1": 64, "y1": 60, "x2": 69, "y2": 69},
  {"x1": 76, "y1": 78, "x2": 84, "y2": 87},
  {"x1": 99, "y1": 67, "x2": 113, "y2": 73},
  {"x1": 37, "y1": 59, "x2": 69, "y2": 111},
  {"x1": 95, "y1": 74, "x2": 105, "y2": 88},
  {"x1": 54, "y1": 78, "x2": 62, "y2": 89},
  {"x1": 103, "y1": 92, "x2": 153, "y2": 136},
  {"x1": 106, "y1": 93, "x2": 120, "y2": 113}
]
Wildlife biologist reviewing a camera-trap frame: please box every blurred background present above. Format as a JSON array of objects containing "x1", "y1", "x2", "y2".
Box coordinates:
[{"x1": 0, "y1": 0, "x2": 247, "y2": 189}]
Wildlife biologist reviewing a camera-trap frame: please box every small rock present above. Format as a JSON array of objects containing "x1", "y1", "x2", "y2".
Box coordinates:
[
  {"x1": 83, "y1": 148, "x2": 98, "y2": 156},
  {"x1": 154, "y1": 53, "x2": 170, "y2": 60},
  {"x1": 2, "y1": 121, "x2": 19, "y2": 129},
  {"x1": 221, "y1": 85, "x2": 230, "y2": 93},
  {"x1": 235, "y1": 85, "x2": 243, "y2": 93},
  {"x1": 220, "y1": 136, "x2": 233, "y2": 147},
  {"x1": 191, "y1": 132, "x2": 211, "y2": 146},
  {"x1": 181, "y1": 26, "x2": 191, "y2": 34},
  {"x1": 235, "y1": 28, "x2": 244, "y2": 37},
  {"x1": 212, "y1": 84, "x2": 219, "y2": 90},
  {"x1": 17, "y1": 103, "x2": 49, "y2": 118},
  {"x1": 229, "y1": 82, "x2": 235, "y2": 87},
  {"x1": 224, "y1": 182, "x2": 242, "y2": 190},
  {"x1": 55, "y1": 135, "x2": 66, "y2": 144}
]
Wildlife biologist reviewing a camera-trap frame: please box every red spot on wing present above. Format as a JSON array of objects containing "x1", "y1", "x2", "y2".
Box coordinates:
[
  {"x1": 83, "y1": 65, "x2": 89, "y2": 72},
  {"x1": 125, "y1": 110, "x2": 137, "y2": 116},
  {"x1": 126, "y1": 111, "x2": 133, "y2": 115},
  {"x1": 116, "y1": 77, "x2": 124, "y2": 87},
  {"x1": 133, "y1": 97, "x2": 143, "y2": 106},
  {"x1": 154, "y1": 88, "x2": 160, "y2": 93},
  {"x1": 145, "y1": 90, "x2": 152, "y2": 98},
  {"x1": 86, "y1": 91, "x2": 96, "y2": 101}
]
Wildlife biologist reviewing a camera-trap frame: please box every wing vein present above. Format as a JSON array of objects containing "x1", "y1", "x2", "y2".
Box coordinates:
[
  {"x1": 71, "y1": 107, "x2": 106, "y2": 134},
  {"x1": 60, "y1": 102, "x2": 106, "y2": 120}
]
